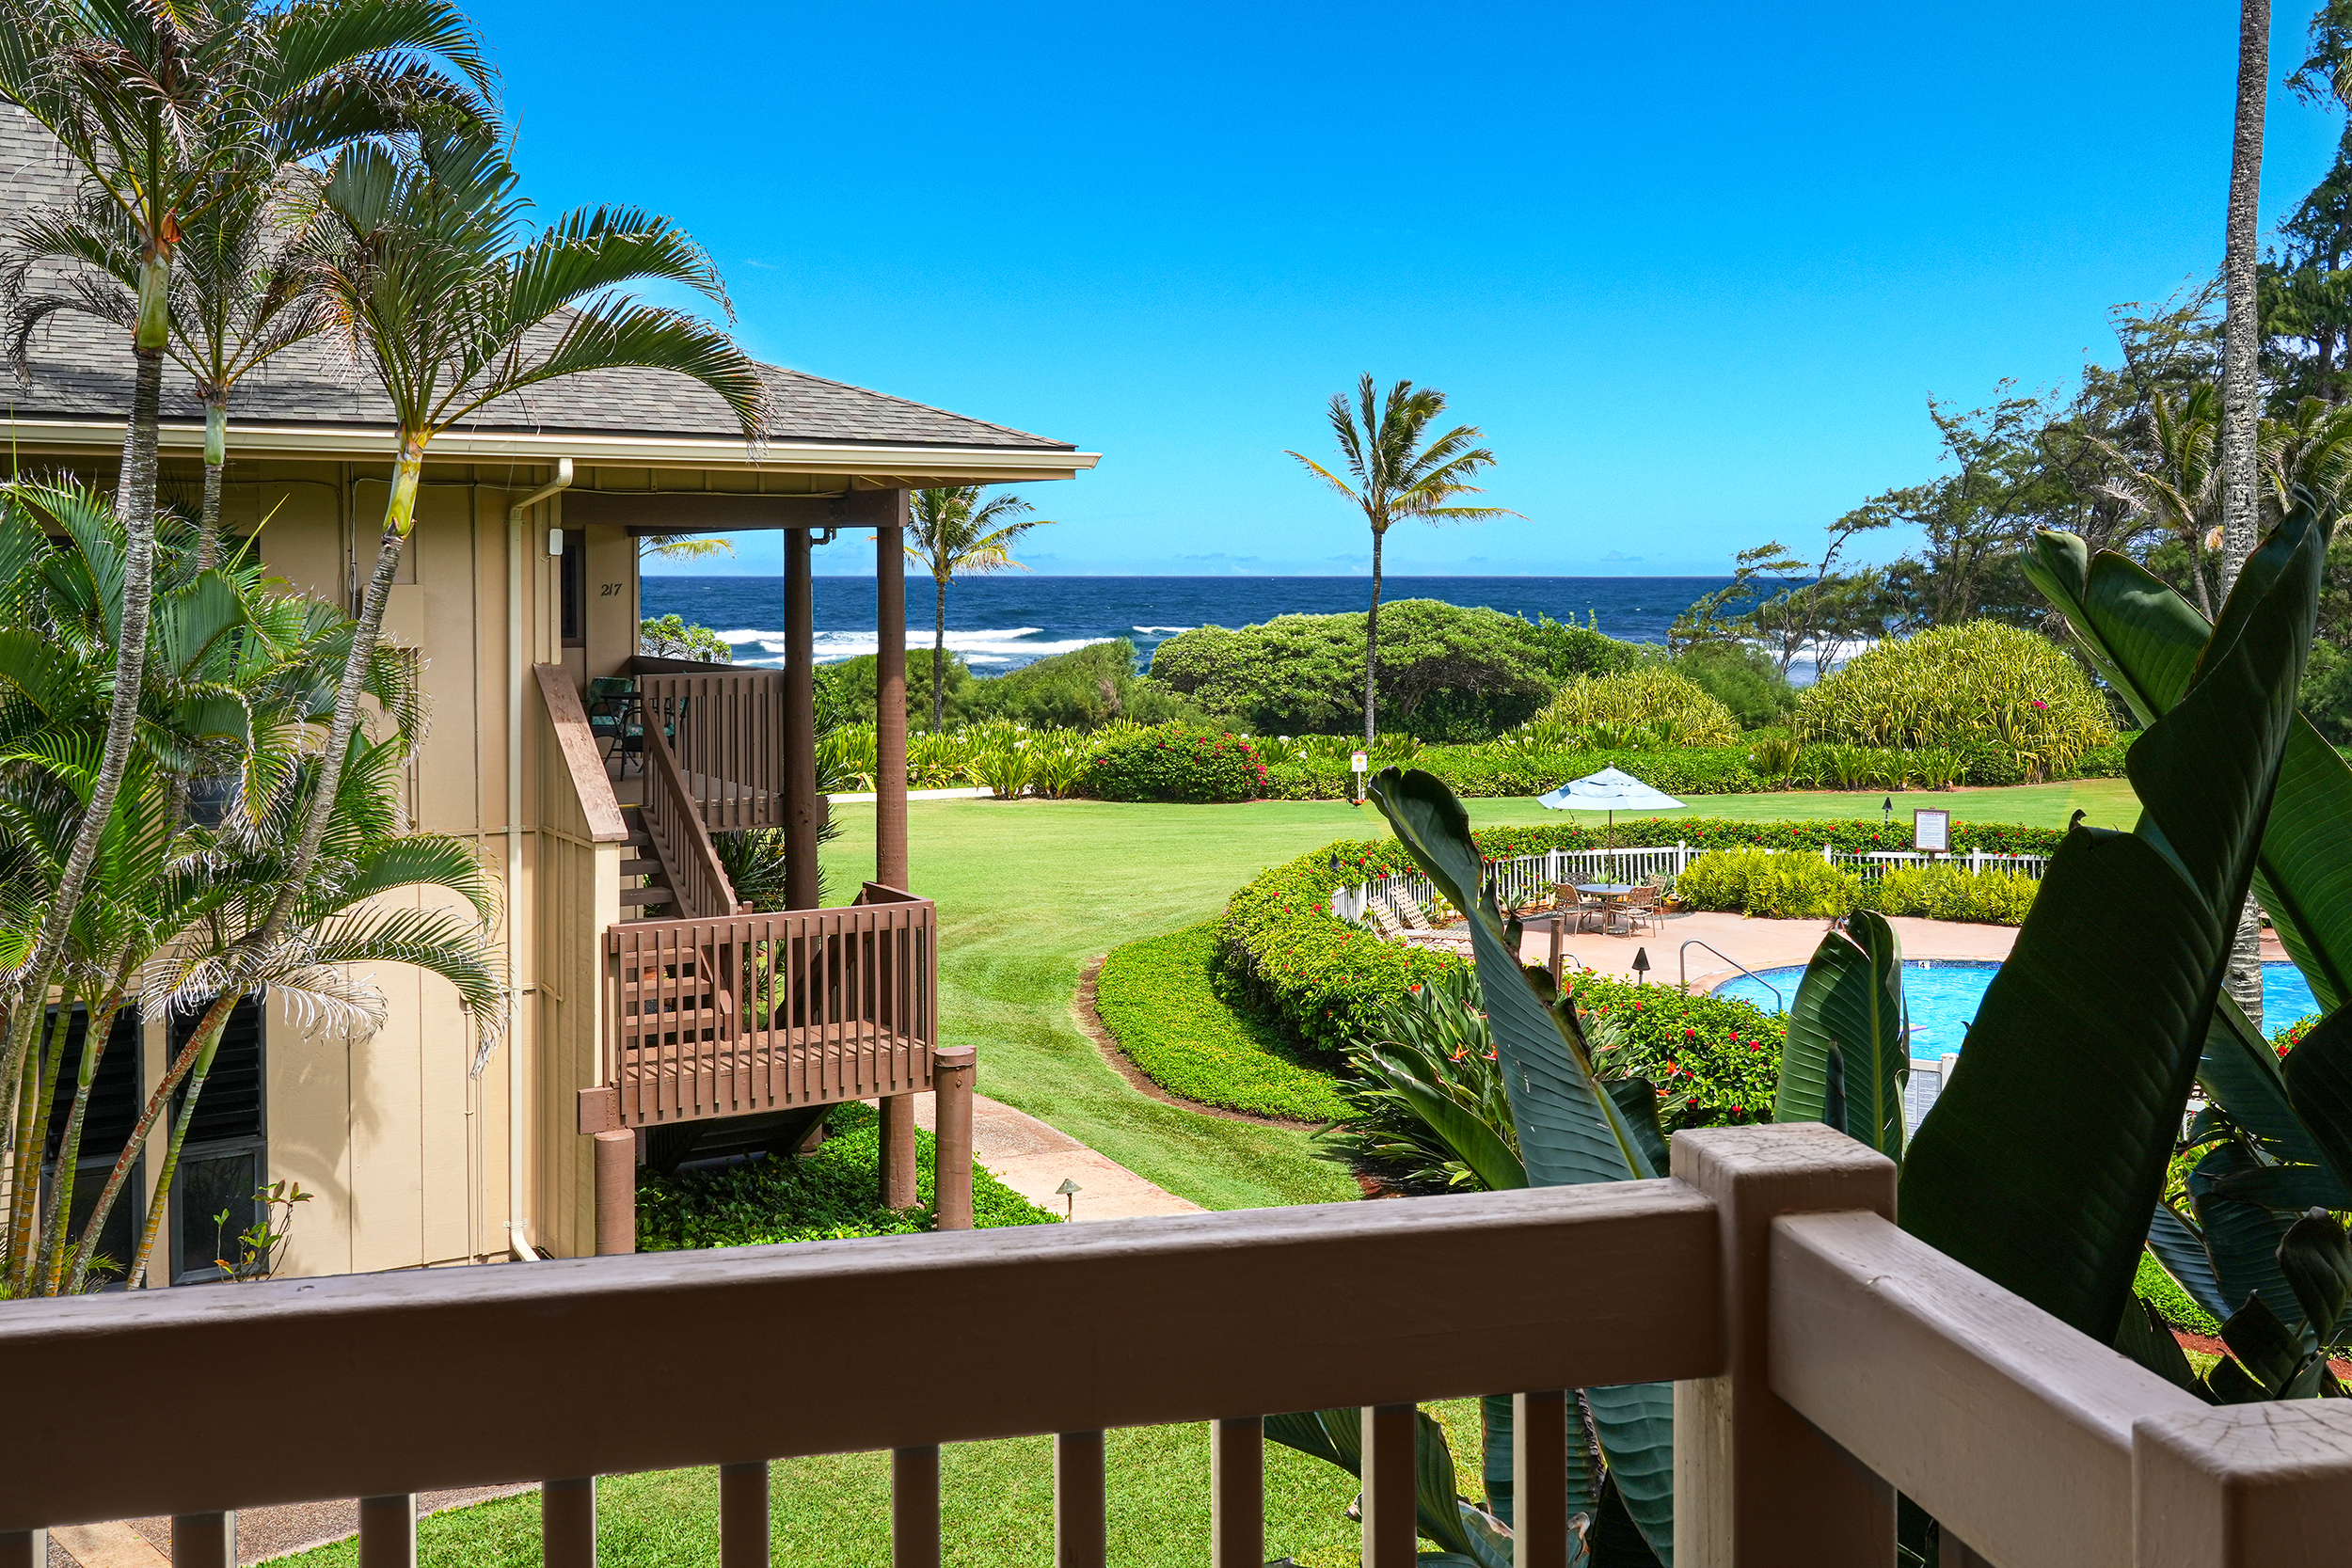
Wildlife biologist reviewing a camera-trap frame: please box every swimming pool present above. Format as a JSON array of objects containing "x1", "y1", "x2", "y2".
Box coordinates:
[{"x1": 1711, "y1": 958, "x2": 2321, "y2": 1056}]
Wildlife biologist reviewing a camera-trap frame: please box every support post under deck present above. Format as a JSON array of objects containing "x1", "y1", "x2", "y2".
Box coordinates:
[{"x1": 875, "y1": 494, "x2": 919, "y2": 1209}]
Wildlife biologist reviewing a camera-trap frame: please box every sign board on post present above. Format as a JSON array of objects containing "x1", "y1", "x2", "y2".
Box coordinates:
[
  {"x1": 1913, "y1": 808, "x2": 1951, "y2": 855},
  {"x1": 1351, "y1": 751, "x2": 1369, "y2": 805}
]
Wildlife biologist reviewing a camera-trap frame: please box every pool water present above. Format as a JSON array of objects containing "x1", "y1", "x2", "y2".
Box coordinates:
[{"x1": 1712, "y1": 959, "x2": 2321, "y2": 1057}]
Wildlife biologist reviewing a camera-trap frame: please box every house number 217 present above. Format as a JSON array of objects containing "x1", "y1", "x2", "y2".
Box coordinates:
[{"x1": 599, "y1": 582, "x2": 625, "y2": 596}]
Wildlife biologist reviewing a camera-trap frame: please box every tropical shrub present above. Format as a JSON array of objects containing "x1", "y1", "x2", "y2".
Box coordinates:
[
  {"x1": 1573, "y1": 971, "x2": 1786, "y2": 1132},
  {"x1": 1864, "y1": 863, "x2": 2039, "y2": 925},
  {"x1": 816, "y1": 650, "x2": 974, "y2": 728},
  {"x1": 638, "y1": 613, "x2": 731, "y2": 663},
  {"x1": 1673, "y1": 847, "x2": 1859, "y2": 918},
  {"x1": 1150, "y1": 599, "x2": 1634, "y2": 741},
  {"x1": 1530, "y1": 665, "x2": 1740, "y2": 746},
  {"x1": 1673, "y1": 641, "x2": 1796, "y2": 728},
  {"x1": 1081, "y1": 722, "x2": 1270, "y2": 802},
  {"x1": 1794, "y1": 621, "x2": 2114, "y2": 775},
  {"x1": 636, "y1": 1101, "x2": 1055, "y2": 1247},
  {"x1": 961, "y1": 639, "x2": 1202, "y2": 730}
]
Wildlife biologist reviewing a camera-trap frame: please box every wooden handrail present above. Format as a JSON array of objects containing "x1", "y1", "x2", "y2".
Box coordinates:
[
  {"x1": 640, "y1": 724, "x2": 738, "y2": 920},
  {"x1": 635, "y1": 667, "x2": 791, "y2": 832},
  {"x1": 533, "y1": 666, "x2": 628, "y2": 843},
  {"x1": 0, "y1": 1179, "x2": 1719, "y2": 1528}
]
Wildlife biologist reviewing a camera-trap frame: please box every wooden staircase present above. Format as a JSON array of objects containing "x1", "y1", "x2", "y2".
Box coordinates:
[{"x1": 617, "y1": 803, "x2": 676, "y2": 919}]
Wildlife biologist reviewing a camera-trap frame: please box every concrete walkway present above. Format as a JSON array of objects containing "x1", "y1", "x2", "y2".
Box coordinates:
[{"x1": 914, "y1": 1091, "x2": 1202, "y2": 1220}]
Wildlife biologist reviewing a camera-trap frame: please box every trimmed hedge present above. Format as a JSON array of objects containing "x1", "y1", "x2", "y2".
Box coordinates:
[
  {"x1": 635, "y1": 1101, "x2": 1057, "y2": 1248},
  {"x1": 1676, "y1": 847, "x2": 1860, "y2": 918},
  {"x1": 1574, "y1": 971, "x2": 1788, "y2": 1132},
  {"x1": 1095, "y1": 924, "x2": 1352, "y2": 1121},
  {"x1": 1218, "y1": 819, "x2": 2065, "y2": 1055},
  {"x1": 1082, "y1": 722, "x2": 1272, "y2": 802}
]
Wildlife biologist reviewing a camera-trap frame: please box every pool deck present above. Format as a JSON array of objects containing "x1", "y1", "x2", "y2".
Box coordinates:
[{"x1": 1517, "y1": 907, "x2": 2290, "y2": 992}]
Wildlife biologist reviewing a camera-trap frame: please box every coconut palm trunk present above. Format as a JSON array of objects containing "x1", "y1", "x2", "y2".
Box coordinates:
[
  {"x1": 1364, "y1": 525, "x2": 1386, "y2": 746},
  {"x1": 2221, "y1": 0, "x2": 2272, "y2": 1031},
  {"x1": 4, "y1": 1004, "x2": 75, "y2": 1291},
  {"x1": 199, "y1": 397, "x2": 229, "y2": 569},
  {"x1": 37, "y1": 994, "x2": 126, "y2": 1293},
  {"x1": 932, "y1": 572, "x2": 949, "y2": 734}
]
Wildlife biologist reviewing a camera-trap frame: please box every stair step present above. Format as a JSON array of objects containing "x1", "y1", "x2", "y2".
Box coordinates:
[
  {"x1": 625, "y1": 832, "x2": 654, "y2": 848},
  {"x1": 621, "y1": 857, "x2": 662, "y2": 875},
  {"x1": 619, "y1": 886, "x2": 675, "y2": 907}
]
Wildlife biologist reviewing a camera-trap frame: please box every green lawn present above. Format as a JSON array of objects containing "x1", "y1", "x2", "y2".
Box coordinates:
[{"x1": 820, "y1": 778, "x2": 2140, "y2": 1212}]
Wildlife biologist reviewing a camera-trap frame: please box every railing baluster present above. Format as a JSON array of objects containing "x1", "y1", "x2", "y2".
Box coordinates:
[
  {"x1": 0, "y1": 1531, "x2": 43, "y2": 1568},
  {"x1": 170, "y1": 1513, "x2": 235, "y2": 1568},
  {"x1": 719, "y1": 1462, "x2": 769, "y2": 1568},
  {"x1": 891, "y1": 1446, "x2": 941, "y2": 1568},
  {"x1": 1512, "y1": 1391, "x2": 1568, "y2": 1568},
  {"x1": 357, "y1": 1495, "x2": 415, "y2": 1568},
  {"x1": 1210, "y1": 1417, "x2": 1263, "y2": 1568},
  {"x1": 1361, "y1": 1404, "x2": 1417, "y2": 1568},
  {"x1": 542, "y1": 1477, "x2": 596, "y2": 1568},
  {"x1": 1054, "y1": 1431, "x2": 1107, "y2": 1568}
]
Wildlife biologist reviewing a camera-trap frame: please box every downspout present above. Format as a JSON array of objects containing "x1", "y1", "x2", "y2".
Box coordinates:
[{"x1": 505, "y1": 459, "x2": 573, "y2": 1260}]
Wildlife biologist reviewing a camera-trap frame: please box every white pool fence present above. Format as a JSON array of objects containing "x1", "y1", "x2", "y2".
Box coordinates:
[{"x1": 1332, "y1": 844, "x2": 2051, "y2": 925}]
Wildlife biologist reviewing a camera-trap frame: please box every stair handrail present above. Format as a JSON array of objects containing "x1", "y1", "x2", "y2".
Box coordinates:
[
  {"x1": 641, "y1": 724, "x2": 740, "y2": 919},
  {"x1": 1679, "y1": 940, "x2": 1784, "y2": 1007}
]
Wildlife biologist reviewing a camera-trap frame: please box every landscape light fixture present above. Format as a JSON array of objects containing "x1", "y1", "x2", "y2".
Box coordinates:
[
  {"x1": 1882, "y1": 796, "x2": 1893, "y2": 826},
  {"x1": 1056, "y1": 1177, "x2": 1082, "y2": 1220},
  {"x1": 1631, "y1": 947, "x2": 1650, "y2": 986}
]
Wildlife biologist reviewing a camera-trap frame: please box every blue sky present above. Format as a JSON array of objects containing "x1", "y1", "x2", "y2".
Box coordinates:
[{"x1": 477, "y1": 1, "x2": 2345, "y2": 578}]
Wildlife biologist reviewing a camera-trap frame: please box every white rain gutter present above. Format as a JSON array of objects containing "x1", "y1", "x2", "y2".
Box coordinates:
[{"x1": 505, "y1": 459, "x2": 573, "y2": 1260}]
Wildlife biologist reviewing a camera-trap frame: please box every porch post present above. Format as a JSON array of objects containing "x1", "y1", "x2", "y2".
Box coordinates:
[
  {"x1": 876, "y1": 493, "x2": 921, "y2": 1210},
  {"x1": 784, "y1": 528, "x2": 819, "y2": 912},
  {"x1": 933, "y1": 1045, "x2": 977, "y2": 1229},
  {"x1": 593, "y1": 1129, "x2": 635, "y2": 1256},
  {"x1": 876, "y1": 493, "x2": 910, "y2": 889}
]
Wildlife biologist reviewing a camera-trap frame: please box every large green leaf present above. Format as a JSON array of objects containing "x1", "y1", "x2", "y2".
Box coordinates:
[
  {"x1": 1775, "y1": 911, "x2": 1908, "y2": 1158},
  {"x1": 2201, "y1": 995, "x2": 2327, "y2": 1168},
  {"x1": 2284, "y1": 1004, "x2": 2352, "y2": 1192},
  {"x1": 2026, "y1": 519, "x2": 2352, "y2": 1013},
  {"x1": 1902, "y1": 505, "x2": 2324, "y2": 1341},
  {"x1": 2146, "y1": 1205, "x2": 2231, "y2": 1322},
  {"x1": 2188, "y1": 1143, "x2": 2298, "y2": 1328},
  {"x1": 1369, "y1": 1048, "x2": 1530, "y2": 1191},
  {"x1": 1368, "y1": 768, "x2": 1654, "y2": 1184},
  {"x1": 1263, "y1": 1407, "x2": 1510, "y2": 1568},
  {"x1": 1581, "y1": 1382, "x2": 1674, "y2": 1565}
]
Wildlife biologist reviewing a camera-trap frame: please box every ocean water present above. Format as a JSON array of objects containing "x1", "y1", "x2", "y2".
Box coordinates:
[{"x1": 639, "y1": 575, "x2": 1763, "y2": 673}]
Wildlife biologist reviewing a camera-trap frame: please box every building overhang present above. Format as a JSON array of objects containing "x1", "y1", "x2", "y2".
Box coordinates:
[{"x1": 0, "y1": 414, "x2": 1099, "y2": 487}]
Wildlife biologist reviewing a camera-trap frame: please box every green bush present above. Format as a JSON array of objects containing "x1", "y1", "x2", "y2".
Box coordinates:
[
  {"x1": 1150, "y1": 600, "x2": 1635, "y2": 742},
  {"x1": 1531, "y1": 666, "x2": 1740, "y2": 746},
  {"x1": 639, "y1": 614, "x2": 732, "y2": 663},
  {"x1": 1674, "y1": 642, "x2": 1797, "y2": 729},
  {"x1": 1674, "y1": 847, "x2": 1858, "y2": 917},
  {"x1": 817, "y1": 650, "x2": 975, "y2": 728},
  {"x1": 1572, "y1": 971, "x2": 1787, "y2": 1132},
  {"x1": 961, "y1": 640, "x2": 1203, "y2": 730},
  {"x1": 1864, "y1": 863, "x2": 2039, "y2": 925},
  {"x1": 635, "y1": 1101, "x2": 1057, "y2": 1248},
  {"x1": 1095, "y1": 924, "x2": 1350, "y2": 1121},
  {"x1": 1795, "y1": 621, "x2": 2115, "y2": 773},
  {"x1": 1081, "y1": 722, "x2": 1271, "y2": 802}
]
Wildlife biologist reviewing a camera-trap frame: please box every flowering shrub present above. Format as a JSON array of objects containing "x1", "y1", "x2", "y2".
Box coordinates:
[
  {"x1": 1080, "y1": 722, "x2": 1271, "y2": 802},
  {"x1": 1573, "y1": 971, "x2": 1787, "y2": 1132},
  {"x1": 2275, "y1": 1013, "x2": 2322, "y2": 1058}
]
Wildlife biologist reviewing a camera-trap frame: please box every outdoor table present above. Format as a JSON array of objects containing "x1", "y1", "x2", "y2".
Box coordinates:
[{"x1": 1572, "y1": 882, "x2": 1636, "y2": 939}]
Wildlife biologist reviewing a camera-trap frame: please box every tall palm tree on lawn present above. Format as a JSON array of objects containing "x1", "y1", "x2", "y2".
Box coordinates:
[
  {"x1": 1284, "y1": 375, "x2": 1514, "y2": 745},
  {"x1": 906, "y1": 487, "x2": 1051, "y2": 733}
]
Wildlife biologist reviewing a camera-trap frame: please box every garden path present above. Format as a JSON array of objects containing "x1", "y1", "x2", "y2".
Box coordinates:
[{"x1": 913, "y1": 1092, "x2": 1203, "y2": 1220}]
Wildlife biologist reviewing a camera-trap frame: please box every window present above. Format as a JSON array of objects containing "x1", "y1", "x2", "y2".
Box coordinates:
[
  {"x1": 168, "y1": 997, "x2": 266, "y2": 1285},
  {"x1": 560, "y1": 528, "x2": 587, "y2": 647},
  {"x1": 40, "y1": 1006, "x2": 141, "y2": 1289}
]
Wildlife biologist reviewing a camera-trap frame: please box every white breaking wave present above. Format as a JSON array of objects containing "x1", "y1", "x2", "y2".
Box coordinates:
[
  {"x1": 1132, "y1": 625, "x2": 1193, "y2": 635},
  {"x1": 720, "y1": 626, "x2": 1112, "y2": 669}
]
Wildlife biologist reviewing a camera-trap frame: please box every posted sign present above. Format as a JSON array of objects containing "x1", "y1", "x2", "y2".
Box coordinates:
[
  {"x1": 1351, "y1": 752, "x2": 1369, "y2": 773},
  {"x1": 1914, "y1": 808, "x2": 1951, "y2": 854}
]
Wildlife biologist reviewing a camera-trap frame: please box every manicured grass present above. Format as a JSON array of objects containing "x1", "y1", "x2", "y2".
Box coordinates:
[
  {"x1": 1096, "y1": 923, "x2": 1352, "y2": 1122},
  {"x1": 636, "y1": 1101, "x2": 1057, "y2": 1249},
  {"x1": 2136, "y1": 1249, "x2": 2222, "y2": 1337},
  {"x1": 283, "y1": 1402, "x2": 1492, "y2": 1568},
  {"x1": 818, "y1": 780, "x2": 2138, "y2": 1212}
]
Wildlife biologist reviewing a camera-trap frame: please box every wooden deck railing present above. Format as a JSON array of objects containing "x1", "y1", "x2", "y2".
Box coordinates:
[
  {"x1": 633, "y1": 665, "x2": 790, "y2": 832},
  {"x1": 8, "y1": 1124, "x2": 2349, "y2": 1568},
  {"x1": 640, "y1": 725, "x2": 739, "y2": 920},
  {"x1": 599, "y1": 891, "x2": 935, "y2": 1127}
]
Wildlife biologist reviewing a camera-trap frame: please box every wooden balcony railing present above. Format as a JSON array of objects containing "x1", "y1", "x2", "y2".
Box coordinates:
[
  {"x1": 598, "y1": 885, "x2": 935, "y2": 1128},
  {"x1": 8, "y1": 1124, "x2": 2346, "y2": 1568},
  {"x1": 633, "y1": 665, "x2": 790, "y2": 832},
  {"x1": 640, "y1": 724, "x2": 740, "y2": 920}
]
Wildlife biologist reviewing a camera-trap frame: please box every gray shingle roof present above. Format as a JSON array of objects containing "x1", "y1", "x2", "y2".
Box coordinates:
[{"x1": 0, "y1": 104, "x2": 1073, "y2": 451}]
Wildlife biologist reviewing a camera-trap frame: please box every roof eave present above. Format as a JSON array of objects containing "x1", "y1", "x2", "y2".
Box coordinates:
[{"x1": 0, "y1": 414, "x2": 1101, "y2": 482}]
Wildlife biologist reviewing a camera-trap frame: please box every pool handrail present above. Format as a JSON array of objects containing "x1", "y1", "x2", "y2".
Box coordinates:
[{"x1": 1680, "y1": 940, "x2": 1785, "y2": 1007}]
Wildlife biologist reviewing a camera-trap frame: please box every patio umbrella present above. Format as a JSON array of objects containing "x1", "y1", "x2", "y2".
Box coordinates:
[{"x1": 1537, "y1": 765, "x2": 1686, "y2": 829}]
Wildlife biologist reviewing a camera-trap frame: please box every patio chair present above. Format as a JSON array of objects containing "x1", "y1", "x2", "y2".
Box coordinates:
[
  {"x1": 587, "y1": 677, "x2": 642, "y2": 773},
  {"x1": 1553, "y1": 881, "x2": 1607, "y2": 935},
  {"x1": 1617, "y1": 884, "x2": 1661, "y2": 937}
]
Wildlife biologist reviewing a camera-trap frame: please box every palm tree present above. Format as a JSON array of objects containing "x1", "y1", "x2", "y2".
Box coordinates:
[
  {"x1": 2220, "y1": 0, "x2": 2272, "y2": 1034},
  {"x1": 1285, "y1": 375, "x2": 1515, "y2": 745},
  {"x1": 906, "y1": 487, "x2": 1051, "y2": 733},
  {"x1": 2097, "y1": 385, "x2": 2224, "y2": 615},
  {"x1": 0, "y1": 0, "x2": 492, "y2": 1180},
  {"x1": 256, "y1": 127, "x2": 766, "y2": 1022},
  {"x1": 6, "y1": 168, "x2": 329, "y2": 567}
]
